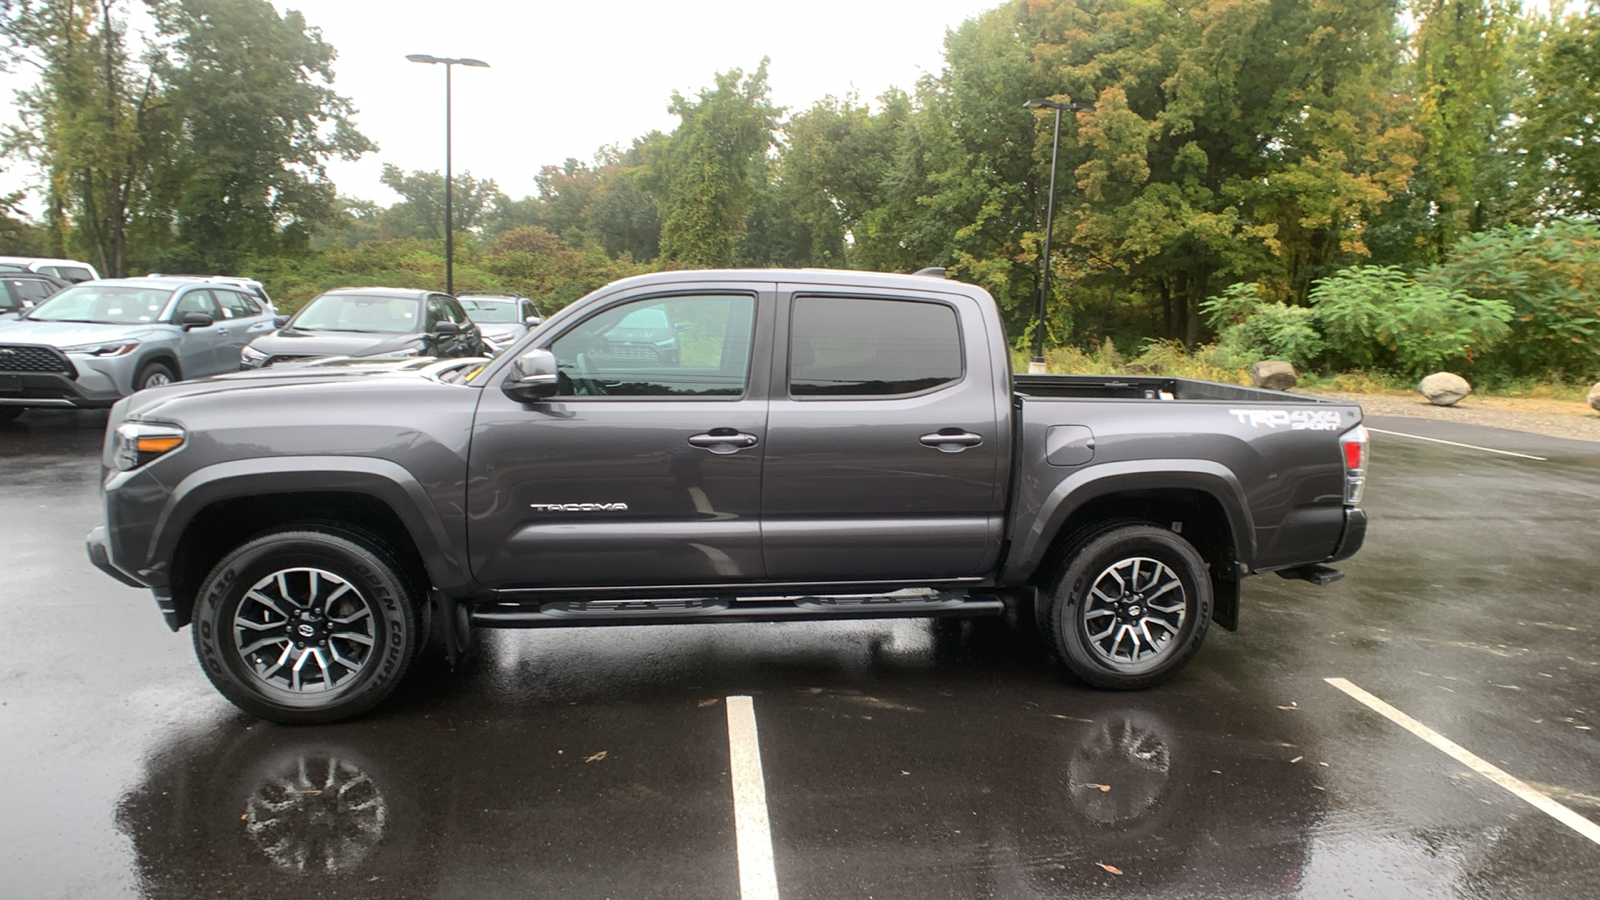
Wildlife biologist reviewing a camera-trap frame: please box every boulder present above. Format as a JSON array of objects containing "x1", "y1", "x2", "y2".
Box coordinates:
[
  {"x1": 1419, "y1": 372, "x2": 1471, "y2": 406},
  {"x1": 1588, "y1": 382, "x2": 1600, "y2": 412},
  {"x1": 1250, "y1": 360, "x2": 1298, "y2": 391}
]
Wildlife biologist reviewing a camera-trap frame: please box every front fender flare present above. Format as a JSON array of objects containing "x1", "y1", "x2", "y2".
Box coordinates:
[{"x1": 141, "y1": 455, "x2": 472, "y2": 595}]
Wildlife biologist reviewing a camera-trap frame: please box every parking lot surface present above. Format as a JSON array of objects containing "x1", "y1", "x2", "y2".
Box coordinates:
[{"x1": 1, "y1": 408, "x2": 1598, "y2": 899}]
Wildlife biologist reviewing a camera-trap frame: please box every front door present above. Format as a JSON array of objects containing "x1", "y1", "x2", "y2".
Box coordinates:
[
  {"x1": 760, "y1": 287, "x2": 1006, "y2": 581},
  {"x1": 468, "y1": 285, "x2": 774, "y2": 589}
]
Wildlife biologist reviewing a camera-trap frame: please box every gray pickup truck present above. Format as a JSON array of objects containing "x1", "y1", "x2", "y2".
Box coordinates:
[{"x1": 87, "y1": 268, "x2": 1368, "y2": 723}]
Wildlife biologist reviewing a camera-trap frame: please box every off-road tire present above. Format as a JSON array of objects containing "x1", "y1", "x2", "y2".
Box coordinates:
[
  {"x1": 1038, "y1": 523, "x2": 1212, "y2": 690},
  {"x1": 192, "y1": 528, "x2": 421, "y2": 724}
]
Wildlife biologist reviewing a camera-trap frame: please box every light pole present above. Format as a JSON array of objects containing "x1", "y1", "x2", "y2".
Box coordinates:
[
  {"x1": 407, "y1": 53, "x2": 490, "y2": 295},
  {"x1": 1023, "y1": 98, "x2": 1092, "y2": 375}
]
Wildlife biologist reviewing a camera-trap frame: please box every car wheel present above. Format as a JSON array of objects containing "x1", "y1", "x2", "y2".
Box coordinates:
[
  {"x1": 135, "y1": 360, "x2": 176, "y2": 391},
  {"x1": 0, "y1": 407, "x2": 21, "y2": 425},
  {"x1": 1039, "y1": 523, "x2": 1212, "y2": 690},
  {"x1": 191, "y1": 528, "x2": 421, "y2": 724}
]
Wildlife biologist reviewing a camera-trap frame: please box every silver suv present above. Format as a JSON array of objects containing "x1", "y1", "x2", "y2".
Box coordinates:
[{"x1": 0, "y1": 276, "x2": 275, "y2": 424}]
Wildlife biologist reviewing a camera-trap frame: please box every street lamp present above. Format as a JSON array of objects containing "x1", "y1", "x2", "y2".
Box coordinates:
[
  {"x1": 407, "y1": 54, "x2": 490, "y2": 295},
  {"x1": 1023, "y1": 98, "x2": 1092, "y2": 375}
]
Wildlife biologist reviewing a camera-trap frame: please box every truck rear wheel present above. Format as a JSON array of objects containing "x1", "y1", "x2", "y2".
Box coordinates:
[
  {"x1": 1040, "y1": 523, "x2": 1212, "y2": 690},
  {"x1": 191, "y1": 528, "x2": 421, "y2": 724}
]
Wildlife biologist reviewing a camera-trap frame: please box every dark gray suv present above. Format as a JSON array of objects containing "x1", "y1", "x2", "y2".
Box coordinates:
[{"x1": 240, "y1": 288, "x2": 487, "y2": 368}]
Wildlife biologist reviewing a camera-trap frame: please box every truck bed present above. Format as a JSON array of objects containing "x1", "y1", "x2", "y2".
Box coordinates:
[{"x1": 1013, "y1": 373, "x2": 1344, "y2": 404}]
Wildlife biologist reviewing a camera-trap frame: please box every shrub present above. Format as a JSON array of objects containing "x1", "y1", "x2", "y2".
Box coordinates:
[
  {"x1": 1427, "y1": 220, "x2": 1600, "y2": 380},
  {"x1": 1308, "y1": 266, "x2": 1512, "y2": 377}
]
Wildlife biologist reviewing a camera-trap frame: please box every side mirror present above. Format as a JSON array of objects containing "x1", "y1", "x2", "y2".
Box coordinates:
[
  {"x1": 501, "y1": 348, "x2": 560, "y2": 403},
  {"x1": 273, "y1": 315, "x2": 290, "y2": 328},
  {"x1": 433, "y1": 320, "x2": 462, "y2": 335},
  {"x1": 181, "y1": 311, "x2": 214, "y2": 329},
  {"x1": 525, "y1": 315, "x2": 543, "y2": 327}
]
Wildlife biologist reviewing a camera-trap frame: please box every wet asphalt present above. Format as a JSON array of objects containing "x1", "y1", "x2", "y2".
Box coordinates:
[{"x1": 1, "y1": 408, "x2": 1598, "y2": 899}]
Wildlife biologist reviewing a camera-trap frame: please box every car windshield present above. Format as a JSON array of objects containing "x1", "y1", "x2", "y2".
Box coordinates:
[
  {"x1": 25, "y1": 285, "x2": 171, "y2": 324},
  {"x1": 0, "y1": 263, "x2": 25, "y2": 272},
  {"x1": 460, "y1": 299, "x2": 521, "y2": 324},
  {"x1": 291, "y1": 294, "x2": 421, "y2": 334}
]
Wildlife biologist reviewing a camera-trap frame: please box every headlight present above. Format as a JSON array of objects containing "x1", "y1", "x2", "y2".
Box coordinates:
[
  {"x1": 113, "y1": 422, "x2": 185, "y2": 471},
  {"x1": 240, "y1": 345, "x2": 269, "y2": 367},
  {"x1": 60, "y1": 341, "x2": 140, "y2": 357},
  {"x1": 389, "y1": 345, "x2": 422, "y2": 357}
]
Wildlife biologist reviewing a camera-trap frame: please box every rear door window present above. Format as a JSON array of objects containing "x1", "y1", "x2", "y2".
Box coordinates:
[{"x1": 788, "y1": 296, "x2": 964, "y2": 397}]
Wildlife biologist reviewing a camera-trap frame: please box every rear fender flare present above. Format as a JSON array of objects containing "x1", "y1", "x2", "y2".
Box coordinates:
[{"x1": 1002, "y1": 459, "x2": 1255, "y2": 584}]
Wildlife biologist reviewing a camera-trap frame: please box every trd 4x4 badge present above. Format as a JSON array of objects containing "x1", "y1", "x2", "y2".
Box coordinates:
[{"x1": 1228, "y1": 408, "x2": 1344, "y2": 431}]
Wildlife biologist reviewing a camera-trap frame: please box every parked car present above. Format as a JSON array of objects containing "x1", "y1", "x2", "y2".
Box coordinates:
[
  {"x1": 456, "y1": 291, "x2": 544, "y2": 353},
  {"x1": 0, "y1": 272, "x2": 70, "y2": 320},
  {"x1": 0, "y1": 255, "x2": 101, "y2": 283},
  {"x1": 146, "y1": 275, "x2": 277, "y2": 315},
  {"x1": 239, "y1": 288, "x2": 487, "y2": 369},
  {"x1": 0, "y1": 276, "x2": 277, "y2": 424},
  {"x1": 89, "y1": 267, "x2": 1368, "y2": 723}
]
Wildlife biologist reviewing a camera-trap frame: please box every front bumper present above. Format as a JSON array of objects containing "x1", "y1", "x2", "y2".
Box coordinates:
[{"x1": 86, "y1": 525, "x2": 145, "y2": 587}]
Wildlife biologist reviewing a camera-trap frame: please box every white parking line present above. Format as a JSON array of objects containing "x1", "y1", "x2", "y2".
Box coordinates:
[
  {"x1": 727, "y1": 695, "x2": 780, "y2": 900},
  {"x1": 1326, "y1": 677, "x2": 1600, "y2": 847},
  {"x1": 1367, "y1": 427, "x2": 1548, "y2": 461}
]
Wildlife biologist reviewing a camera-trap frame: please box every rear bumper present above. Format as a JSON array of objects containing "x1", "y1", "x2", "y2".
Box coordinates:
[{"x1": 1327, "y1": 507, "x2": 1367, "y2": 563}]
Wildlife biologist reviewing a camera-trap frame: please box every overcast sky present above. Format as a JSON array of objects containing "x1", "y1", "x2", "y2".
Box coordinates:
[{"x1": 3, "y1": 0, "x2": 1002, "y2": 214}]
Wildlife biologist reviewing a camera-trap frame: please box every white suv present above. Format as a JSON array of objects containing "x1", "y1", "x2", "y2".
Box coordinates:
[{"x1": 0, "y1": 256, "x2": 101, "y2": 283}]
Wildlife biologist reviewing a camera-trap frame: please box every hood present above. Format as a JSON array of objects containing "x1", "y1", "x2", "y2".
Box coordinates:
[
  {"x1": 248, "y1": 328, "x2": 424, "y2": 360},
  {"x1": 0, "y1": 319, "x2": 161, "y2": 347},
  {"x1": 119, "y1": 356, "x2": 488, "y2": 419}
]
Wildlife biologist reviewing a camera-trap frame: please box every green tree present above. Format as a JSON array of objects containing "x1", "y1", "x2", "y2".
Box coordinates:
[
  {"x1": 3, "y1": 0, "x2": 169, "y2": 275},
  {"x1": 1514, "y1": 4, "x2": 1600, "y2": 218},
  {"x1": 376, "y1": 164, "x2": 501, "y2": 239},
  {"x1": 644, "y1": 60, "x2": 780, "y2": 267},
  {"x1": 147, "y1": 0, "x2": 374, "y2": 270}
]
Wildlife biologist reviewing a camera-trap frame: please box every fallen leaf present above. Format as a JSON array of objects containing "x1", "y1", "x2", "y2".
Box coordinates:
[
  {"x1": 1077, "y1": 782, "x2": 1112, "y2": 792},
  {"x1": 585, "y1": 751, "x2": 608, "y2": 763},
  {"x1": 240, "y1": 813, "x2": 247, "y2": 821},
  {"x1": 698, "y1": 698, "x2": 720, "y2": 708},
  {"x1": 1096, "y1": 863, "x2": 1124, "y2": 876},
  {"x1": 900, "y1": 770, "x2": 911, "y2": 776}
]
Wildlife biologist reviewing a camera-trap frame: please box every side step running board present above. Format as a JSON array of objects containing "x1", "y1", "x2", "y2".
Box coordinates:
[
  {"x1": 1276, "y1": 564, "x2": 1345, "y2": 586},
  {"x1": 470, "y1": 589, "x2": 1005, "y2": 629}
]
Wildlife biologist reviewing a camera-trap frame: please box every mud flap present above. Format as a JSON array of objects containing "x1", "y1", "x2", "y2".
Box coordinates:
[
  {"x1": 431, "y1": 589, "x2": 474, "y2": 668},
  {"x1": 1211, "y1": 571, "x2": 1240, "y2": 632}
]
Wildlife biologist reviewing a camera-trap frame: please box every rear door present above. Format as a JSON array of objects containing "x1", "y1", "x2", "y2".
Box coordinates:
[
  {"x1": 760, "y1": 285, "x2": 1006, "y2": 581},
  {"x1": 214, "y1": 289, "x2": 275, "y2": 367},
  {"x1": 468, "y1": 282, "x2": 774, "y2": 589}
]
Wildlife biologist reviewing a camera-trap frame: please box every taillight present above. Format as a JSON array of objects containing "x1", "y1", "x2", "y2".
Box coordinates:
[{"x1": 1339, "y1": 425, "x2": 1368, "y2": 504}]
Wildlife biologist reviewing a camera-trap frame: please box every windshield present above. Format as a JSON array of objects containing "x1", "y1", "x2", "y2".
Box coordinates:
[
  {"x1": 0, "y1": 263, "x2": 25, "y2": 272},
  {"x1": 460, "y1": 299, "x2": 520, "y2": 324},
  {"x1": 291, "y1": 294, "x2": 421, "y2": 334},
  {"x1": 26, "y1": 285, "x2": 171, "y2": 324}
]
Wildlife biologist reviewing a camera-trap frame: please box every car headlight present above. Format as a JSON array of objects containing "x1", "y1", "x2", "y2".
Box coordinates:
[
  {"x1": 389, "y1": 345, "x2": 422, "y2": 357},
  {"x1": 112, "y1": 421, "x2": 185, "y2": 471},
  {"x1": 240, "y1": 345, "x2": 269, "y2": 367},
  {"x1": 60, "y1": 341, "x2": 140, "y2": 357}
]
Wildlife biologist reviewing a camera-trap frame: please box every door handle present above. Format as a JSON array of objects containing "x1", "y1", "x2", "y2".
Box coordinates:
[
  {"x1": 688, "y1": 430, "x2": 759, "y2": 454},
  {"x1": 920, "y1": 430, "x2": 984, "y2": 452}
]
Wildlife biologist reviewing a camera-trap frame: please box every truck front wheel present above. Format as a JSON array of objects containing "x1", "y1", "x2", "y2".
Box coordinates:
[
  {"x1": 1040, "y1": 524, "x2": 1212, "y2": 690},
  {"x1": 191, "y1": 528, "x2": 421, "y2": 724}
]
